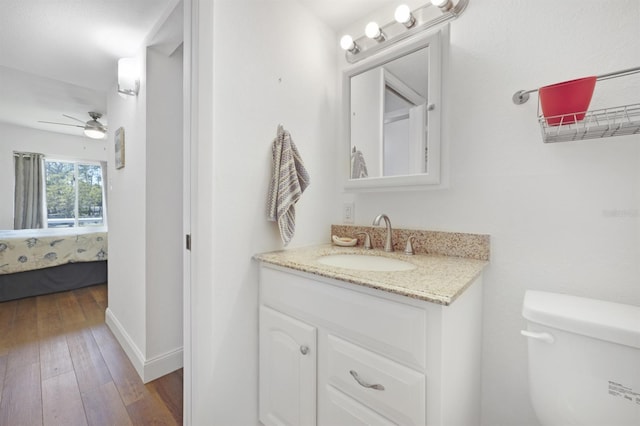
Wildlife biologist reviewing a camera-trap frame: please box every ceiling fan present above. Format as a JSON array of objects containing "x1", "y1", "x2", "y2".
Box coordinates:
[{"x1": 38, "y1": 112, "x2": 108, "y2": 139}]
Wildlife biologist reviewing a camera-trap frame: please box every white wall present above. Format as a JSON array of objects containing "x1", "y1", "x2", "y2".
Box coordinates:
[
  {"x1": 106, "y1": 44, "x2": 184, "y2": 382},
  {"x1": 0, "y1": 122, "x2": 107, "y2": 228},
  {"x1": 106, "y1": 49, "x2": 148, "y2": 367},
  {"x1": 340, "y1": 1, "x2": 640, "y2": 425},
  {"x1": 106, "y1": 25, "x2": 185, "y2": 381},
  {"x1": 190, "y1": 0, "x2": 339, "y2": 424},
  {"x1": 145, "y1": 44, "x2": 184, "y2": 362}
]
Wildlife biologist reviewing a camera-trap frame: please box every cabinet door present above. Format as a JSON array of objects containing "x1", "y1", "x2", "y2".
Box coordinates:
[{"x1": 260, "y1": 306, "x2": 317, "y2": 426}]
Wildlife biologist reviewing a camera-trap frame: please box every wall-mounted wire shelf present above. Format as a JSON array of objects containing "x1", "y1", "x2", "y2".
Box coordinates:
[
  {"x1": 513, "y1": 66, "x2": 640, "y2": 143},
  {"x1": 539, "y1": 103, "x2": 640, "y2": 143},
  {"x1": 513, "y1": 66, "x2": 640, "y2": 105}
]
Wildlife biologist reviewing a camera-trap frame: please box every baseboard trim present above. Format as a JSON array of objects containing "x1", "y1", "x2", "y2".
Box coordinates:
[
  {"x1": 105, "y1": 308, "x2": 184, "y2": 383},
  {"x1": 144, "y1": 346, "x2": 184, "y2": 383}
]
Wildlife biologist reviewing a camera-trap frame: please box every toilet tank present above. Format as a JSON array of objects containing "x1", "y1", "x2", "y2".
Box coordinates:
[{"x1": 522, "y1": 291, "x2": 640, "y2": 426}]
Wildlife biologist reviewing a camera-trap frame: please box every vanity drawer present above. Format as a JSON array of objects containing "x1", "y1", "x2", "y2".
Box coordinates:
[
  {"x1": 323, "y1": 385, "x2": 396, "y2": 426},
  {"x1": 260, "y1": 266, "x2": 427, "y2": 369},
  {"x1": 326, "y1": 334, "x2": 425, "y2": 425}
]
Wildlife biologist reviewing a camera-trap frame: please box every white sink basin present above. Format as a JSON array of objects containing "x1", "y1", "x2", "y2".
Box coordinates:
[{"x1": 317, "y1": 254, "x2": 416, "y2": 272}]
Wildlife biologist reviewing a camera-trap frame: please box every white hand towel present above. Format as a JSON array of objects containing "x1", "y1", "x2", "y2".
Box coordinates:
[{"x1": 267, "y1": 126, "x2": 310, "y2": 245}]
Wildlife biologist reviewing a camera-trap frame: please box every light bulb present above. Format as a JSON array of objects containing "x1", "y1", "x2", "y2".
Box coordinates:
[
  {"x1": 340, "y1": 35, "x2": 360, "y2": 54},
  {"x1": 395, "y1": 5, "x2": 411, "y2": 24},
  {"x1": 365, "y1": 22, "x2": 381, "y2": 39},
  {"x1": 365, "y1": 22, "x2": 386, "y2": 42},
  {"x1": 431, "y1": 0, "x2": 453, "y2": 11},
  {"x1": 340, "y1": 35, "x2": 354, "y2": 51},
  {"x1": 394, "y1": 4, "x2": 416, "y2": 28}
]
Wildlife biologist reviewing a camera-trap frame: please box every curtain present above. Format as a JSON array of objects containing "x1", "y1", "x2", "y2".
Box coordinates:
[{"x1": 14, "y1": 152, "x2": 45, "y2": 229}]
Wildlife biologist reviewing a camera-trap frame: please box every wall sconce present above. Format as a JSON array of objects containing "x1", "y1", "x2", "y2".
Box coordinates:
[
  {"x1": 340, "y1": 0, "x2": 469, "y2": 64},
  {"x1": 117, "y1": 58, "x2": 140, "y2": 97}
]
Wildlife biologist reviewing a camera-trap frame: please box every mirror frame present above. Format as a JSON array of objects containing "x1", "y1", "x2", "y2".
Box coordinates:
[{"x1": 343, "y1": 26, "x2": 447, "y2": 191}]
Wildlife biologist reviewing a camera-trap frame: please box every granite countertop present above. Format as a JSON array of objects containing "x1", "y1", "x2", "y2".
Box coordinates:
[{"x1": 254, "y1": 244, "x2": 488, "y2": 305}]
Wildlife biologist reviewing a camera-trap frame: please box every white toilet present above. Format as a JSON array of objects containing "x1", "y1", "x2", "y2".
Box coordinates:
[{"x1": 522, "y1": 290, "x2": 640, "y2": 426}]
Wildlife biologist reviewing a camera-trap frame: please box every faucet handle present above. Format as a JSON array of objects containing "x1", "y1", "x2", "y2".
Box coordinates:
[
  {"x1": 404, "y1": 235, "x2": 417, "y2": 255},
  {"x1": 355, "y1": 232, "x2": 372, "y2": 250}
]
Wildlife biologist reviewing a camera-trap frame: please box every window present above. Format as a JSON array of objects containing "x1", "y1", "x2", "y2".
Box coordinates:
[{"x1": 44, "y1": 160, "x2": 105, "y2": 228}]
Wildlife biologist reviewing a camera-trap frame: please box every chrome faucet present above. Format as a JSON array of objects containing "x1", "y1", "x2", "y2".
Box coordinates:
[{"x1": 372, "y1": 213, "x2": 393, "y2": 252}]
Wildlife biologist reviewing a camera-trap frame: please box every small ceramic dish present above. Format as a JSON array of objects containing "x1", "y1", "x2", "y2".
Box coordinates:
[{"x1": 332, "y1": 235, "x2": 357, "y2": 247}]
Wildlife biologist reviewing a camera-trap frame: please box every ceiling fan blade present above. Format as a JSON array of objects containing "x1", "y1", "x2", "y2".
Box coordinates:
[
  {"x1": 62, "y1": 114, "x2": 87, "y2": 124},
  {"x1": 38, "y1": 120, "x2": 85, "y2": 128}
]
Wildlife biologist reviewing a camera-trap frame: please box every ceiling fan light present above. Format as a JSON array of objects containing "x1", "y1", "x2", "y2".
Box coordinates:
[{"x1": 84, "y1": 124, "x2": 106, "y2": 139}]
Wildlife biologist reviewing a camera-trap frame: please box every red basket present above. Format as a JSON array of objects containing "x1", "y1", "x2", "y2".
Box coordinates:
[{"x1": 539, "y1": 76, "x2": 597, "y2": 126}]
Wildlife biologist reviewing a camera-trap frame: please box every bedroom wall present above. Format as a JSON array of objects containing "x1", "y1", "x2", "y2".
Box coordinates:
[
  {"x1": 338, "y1": 1, "x2": 640, "y2": 425},
  {"x1": 189, "y1": 0, "x2": 339, "y2": 423},
  {"x1": 106, "y1": 1, "x2": 184, "y2": 383},
  {"x1": 0, "y1": 122, "x2": 107, "y2": 229},
  {"x1": 106, "y1": 48, "x2": 148, "y2": 371}
]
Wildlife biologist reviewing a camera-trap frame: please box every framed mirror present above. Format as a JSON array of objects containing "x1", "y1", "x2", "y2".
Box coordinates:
[{"x1": 343, "y1": 26, "x2": 446, "y2": 191}]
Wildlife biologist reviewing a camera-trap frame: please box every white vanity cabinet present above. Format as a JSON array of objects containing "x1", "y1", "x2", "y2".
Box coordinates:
[{"x1": 258, "y1": 264, "x2": 483, "y2": 426}]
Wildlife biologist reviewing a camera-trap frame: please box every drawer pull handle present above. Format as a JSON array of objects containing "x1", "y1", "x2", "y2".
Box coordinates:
[
  {"x1": 349, "y1": 370, "x2": 385, "y2": 391},
  {"x1": 300, "y1": 345, "x2": 309, "y2": 355}
]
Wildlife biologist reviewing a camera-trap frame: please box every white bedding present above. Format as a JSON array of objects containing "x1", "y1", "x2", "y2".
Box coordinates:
[{"x1": 0, "y1": 227, "x2": 108, "y2": 275}]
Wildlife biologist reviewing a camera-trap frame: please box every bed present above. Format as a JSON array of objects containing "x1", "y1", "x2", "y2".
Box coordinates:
[{"x1": 0, "y1": 226, "x2": 108, "y2": 302}]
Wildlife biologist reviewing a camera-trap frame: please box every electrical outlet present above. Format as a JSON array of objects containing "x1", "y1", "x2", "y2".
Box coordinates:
[{"x1": 343, "y1": 202, "x2": 355, "y2": 224}]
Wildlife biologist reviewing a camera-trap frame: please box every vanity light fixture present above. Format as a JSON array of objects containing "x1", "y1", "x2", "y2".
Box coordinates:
[
  {"x1": 117, "y1": 57, "x2": 140, "y2": 97},
  {"x1": 394, "y1": 4, "x2": 416, "y2": 29},
  {"x1": 340, "y1": 35, "x2": 360, "y2": 54},
  {"x1": 431, "y1": 0, "x2": 454, "y2": 12},
  {"x1": 365, "y1": 22, "x2": 386, "y2": 42},
  {"x1": 340, "y1": 0, "x2": 469, "y2": 64}
]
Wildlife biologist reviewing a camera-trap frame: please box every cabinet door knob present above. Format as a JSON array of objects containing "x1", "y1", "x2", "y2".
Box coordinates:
[
  {"x1": 300, "y1": 345, "x2": 309, "y2": 355},
  {"x1": 349, "y1": 370, "x2": 385, "y2": 391}
]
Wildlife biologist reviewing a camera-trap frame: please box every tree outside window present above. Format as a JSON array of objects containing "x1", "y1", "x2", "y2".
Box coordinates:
[{"x1": 44, "y1": 160, "x2": 104, "y2": 228}]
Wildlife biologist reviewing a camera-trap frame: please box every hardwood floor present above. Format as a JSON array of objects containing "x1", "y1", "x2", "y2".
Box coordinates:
[{"x1": 0, "y1": 284, "x2": 183, "y2": 426}]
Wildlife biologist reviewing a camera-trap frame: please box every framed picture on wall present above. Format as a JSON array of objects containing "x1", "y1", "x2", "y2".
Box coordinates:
[{"x1": 115, "y1": 127, "x2": 125, "y2": 169}]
